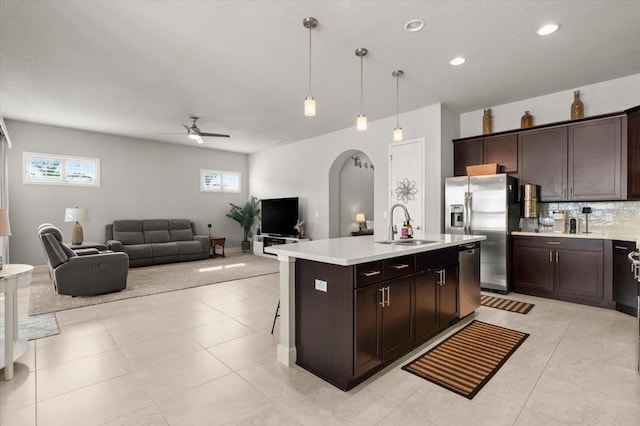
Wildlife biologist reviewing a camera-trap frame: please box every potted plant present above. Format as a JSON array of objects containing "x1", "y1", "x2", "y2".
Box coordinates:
[{"x1": 226, "y1": 196, "x2": 260, "y2": 253}]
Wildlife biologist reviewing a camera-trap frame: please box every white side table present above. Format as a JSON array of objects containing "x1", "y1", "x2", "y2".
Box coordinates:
[{"x1": 1, "y1": 264, "x2": 34, "y2": 380}]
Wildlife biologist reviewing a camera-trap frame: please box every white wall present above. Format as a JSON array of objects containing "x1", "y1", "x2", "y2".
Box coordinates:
[
  {"x1": 6, "y1": 120, "x2": 249, "y2": 265},
  {"x1": 338, "y1": 152, "x2": 374, "y2": 236},
  {"x1": 460, "y1": 73, "x2": 640, "y2": 138},
  {"x1": 249, "y1": 104, "x2": 448, "y2": 240}
]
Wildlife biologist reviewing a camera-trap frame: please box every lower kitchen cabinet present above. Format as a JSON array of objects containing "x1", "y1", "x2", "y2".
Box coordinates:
[
  {"x1": 414, "y1": 270, "x2": 438, "y2": 342},
  {"x1": 612, "y1": 240, "x2": 638, "y2": 316},
  {"x1": 438, "y1": 263, "x2": 460, "y2": 326},
  {"x1": 513, "y1": 236, "x2": 611, "y2": 308}
]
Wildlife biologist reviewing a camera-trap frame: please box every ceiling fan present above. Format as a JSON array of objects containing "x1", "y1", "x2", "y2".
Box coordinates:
[{"x1": 164, "y1": 116, "x2": 230, "y2": 144}]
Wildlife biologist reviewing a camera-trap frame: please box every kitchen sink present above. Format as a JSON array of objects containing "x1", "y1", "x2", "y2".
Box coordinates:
[{"x1": 376, "y1": 239, "x2": 440, "y2": 246}]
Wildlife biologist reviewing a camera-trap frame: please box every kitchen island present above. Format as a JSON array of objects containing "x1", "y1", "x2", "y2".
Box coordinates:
[{"x1": 268, "y1": 233, "x2": 486, "y2": 390}]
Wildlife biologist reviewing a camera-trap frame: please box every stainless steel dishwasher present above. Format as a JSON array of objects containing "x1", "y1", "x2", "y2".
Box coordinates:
[{"x1": 459, "y1": 242, "x2": 481, "y2": 317}]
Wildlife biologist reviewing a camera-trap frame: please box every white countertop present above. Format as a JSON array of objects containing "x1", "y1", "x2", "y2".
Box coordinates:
[
  {"x1": 267, "y1": 233, "x2": 487, "y2": 266},
  {"x1": 512, "y1": 231, "x2": 639, "y2": 244}
]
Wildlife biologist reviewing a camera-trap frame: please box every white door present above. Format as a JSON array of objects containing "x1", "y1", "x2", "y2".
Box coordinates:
[{"x1": 389, "y1": 138, "x2": 424, "y2": 235}]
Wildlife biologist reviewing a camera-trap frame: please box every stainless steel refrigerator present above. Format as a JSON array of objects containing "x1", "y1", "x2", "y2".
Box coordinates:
[{"x1": 445, "y1": 174, "x2": 520, "y2": 293}]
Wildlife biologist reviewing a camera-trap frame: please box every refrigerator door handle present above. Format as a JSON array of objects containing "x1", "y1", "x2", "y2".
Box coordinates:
[{"x1": 465, "y1": 192, "x2": 473, "y2": 234}]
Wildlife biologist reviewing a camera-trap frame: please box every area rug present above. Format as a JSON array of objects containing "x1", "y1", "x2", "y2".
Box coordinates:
[
  {"x1": 480, "y1": 294, "x2": 535, "y2": 314},
  {"x1": 402, "y1": 320, "x2": 529, "y2": 399},
  {"x1": 28, "y1": 253, "x2": 279, "y2": 315},
  {"x1": 0, "y1": 313, "x2": 60, "y2": 341}
]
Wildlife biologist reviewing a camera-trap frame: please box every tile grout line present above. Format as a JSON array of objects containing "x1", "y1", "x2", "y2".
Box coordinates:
[{"x1": 510, "y1": 319, "x2": 573, "y2": 425}]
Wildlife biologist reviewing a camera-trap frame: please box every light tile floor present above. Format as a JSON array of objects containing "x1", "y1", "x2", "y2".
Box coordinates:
[{"x1": 1, "y1": 273, "x2": 639, "y2": 425}]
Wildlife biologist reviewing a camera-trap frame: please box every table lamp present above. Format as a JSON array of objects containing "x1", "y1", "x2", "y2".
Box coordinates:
[
  {"x1": 356, "y1": 213, "x2": 366, "y2": 232},
  {"x1": 0, "y1": 208, "x2": 11, "y2": 269},
  {"x1": 65, "y1": 207, "x2": 89, "y2": 245}
]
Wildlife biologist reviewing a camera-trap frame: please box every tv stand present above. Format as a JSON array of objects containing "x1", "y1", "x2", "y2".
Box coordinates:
[{"x1": 253, "y1": 234, "x2": 309, "y2": 257}]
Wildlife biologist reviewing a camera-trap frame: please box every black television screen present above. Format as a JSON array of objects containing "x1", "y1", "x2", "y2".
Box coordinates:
[{"x1": 261, "y1": 197, "x2": 299, "y2": 237}]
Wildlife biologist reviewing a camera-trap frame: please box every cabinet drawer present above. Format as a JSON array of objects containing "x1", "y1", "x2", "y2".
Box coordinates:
[
  {"x1": 355, "y1": 261, "x2": 383, "y2": 288},
  {"x1": 383, "y1": 255, "x2": 415, "y2": 280},
  {"x1": 513, "y1": 236, "x2": 603, "y2": 252},
  {"x1": 416, "y1": 247, "x2": 458, "y2": 272}
]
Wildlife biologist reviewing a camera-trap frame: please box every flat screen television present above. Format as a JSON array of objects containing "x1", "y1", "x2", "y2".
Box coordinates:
[{"x1": 261, "y1": 197, "x2": 299, "y2": 237}]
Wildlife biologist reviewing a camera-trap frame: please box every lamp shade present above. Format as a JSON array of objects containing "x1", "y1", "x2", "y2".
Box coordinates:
[
  {"x1": 356, "y1": 213, "x2": 366, "y2": 223},
  {"x1": 0, "y1": 208, "x2": 11, "y2": 236},
  {"x1": 65, "y1": 207, "x2": 89, "y2": 223}
]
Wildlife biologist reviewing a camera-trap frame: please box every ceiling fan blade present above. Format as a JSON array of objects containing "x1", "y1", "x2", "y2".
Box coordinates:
[
  {"x1": 199, "y1": 132, "x2": 230, "y2": 138},
  {"x1": 182, "y1": 124, "x2": 191, "y2": 132}
]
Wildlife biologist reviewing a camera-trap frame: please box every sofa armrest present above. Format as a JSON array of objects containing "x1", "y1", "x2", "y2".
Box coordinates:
[
  {"x1": 106, "y1": 240, "x2": 123, "y2": 251},
  {"x1": 74, "y1": 248, "x2": 100, "y2": 256},
  {"x1": 194, "y1": 235, "x2": 211, "y2": 250}
]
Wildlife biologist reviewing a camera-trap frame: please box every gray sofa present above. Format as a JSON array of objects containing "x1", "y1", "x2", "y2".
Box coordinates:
[
  {"x1": 38, "y1": 224, "x2": 129, "y2": 296},
  {"x1": 105, "y1": 219, "x2": 210, "y2": 267}
]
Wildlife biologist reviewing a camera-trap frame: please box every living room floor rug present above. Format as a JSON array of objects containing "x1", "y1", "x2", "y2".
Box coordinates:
[
  {"x1": 480, "y1": 294, "x2": 535, "y2": 314},
  {"x1": 28, "y1": 253, "x2": 279, "y2": 315},
  {"x1": 402, "y1": 320, "x2": 529, "y2": 399},
  {"x1": 0, "y1": 313, "x2": 60, "y2": 341}
]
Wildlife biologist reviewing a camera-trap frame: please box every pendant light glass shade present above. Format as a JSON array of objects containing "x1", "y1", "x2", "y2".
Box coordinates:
[
  {"x1": 357, "y1": 113, "x2": 367, "y2": 131},
  {"x1": 355, "y1": 48, "x2": 368, "y2": 131},
  {"x1": 303, "y1": 17, "x2": 318, "y2": 117},
  {"x1": 392, "y1": 70, "x2": 404, "y2": 141}
]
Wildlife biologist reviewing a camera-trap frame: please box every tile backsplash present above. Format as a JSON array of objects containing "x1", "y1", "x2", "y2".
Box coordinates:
[{"x1": 538, "y1": 201, "x2": 640, "y2": 235}]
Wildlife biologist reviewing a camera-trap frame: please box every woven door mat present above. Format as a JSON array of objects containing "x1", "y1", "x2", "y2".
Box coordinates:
[
  {"x1": 402, "y1": 320, "x2": 529, "y2": 399},
  {"x1": 481, "y1": 295, "x2": 535, "y2": 314}
]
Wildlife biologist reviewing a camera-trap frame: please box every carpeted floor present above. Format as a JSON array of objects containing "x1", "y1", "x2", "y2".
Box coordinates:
[{"x1": 28, "y1": 253, "x2": 279, "y2": 315}]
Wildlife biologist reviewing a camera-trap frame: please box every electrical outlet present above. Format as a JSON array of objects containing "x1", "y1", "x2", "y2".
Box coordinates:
[
  {"x1": 207, "y1": 224, "x2": 212, "y2": 228},
  {"x1": 314, "y1": 279, "x2": 327, "y2": 292}
]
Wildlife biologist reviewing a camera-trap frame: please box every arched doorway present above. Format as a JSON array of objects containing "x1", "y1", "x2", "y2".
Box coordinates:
[{"x1": 328, "y1": 150, "x2": 375, "y2": 238}]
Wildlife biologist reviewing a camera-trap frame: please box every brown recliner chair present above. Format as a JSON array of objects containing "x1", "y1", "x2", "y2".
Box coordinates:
[{"x1": 38, "y1": 224, "x2": 129, "y2": 296}]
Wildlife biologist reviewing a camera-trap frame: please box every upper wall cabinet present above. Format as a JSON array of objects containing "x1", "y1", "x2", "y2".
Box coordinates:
[
  {"x1": 627, "y1": 106, "x2": 640, "y2": 200},
  {"x1": 453, "y1": 111, "x2": 633, "y2": 202},
  {"x1": 453, "y1": 134, "x2": 517, "y2": 176}
]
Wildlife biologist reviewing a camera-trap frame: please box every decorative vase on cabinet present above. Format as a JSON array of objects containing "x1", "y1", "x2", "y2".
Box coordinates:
[
  {"x1": 571, "y1": 90, "x2": 584, "y2": 119},
  {"x1": 521, "y1": 111, "x2": 533, "y2": 128},
  {"x1": 483, "y1": 108, "x2": 493, "y2": 135}
]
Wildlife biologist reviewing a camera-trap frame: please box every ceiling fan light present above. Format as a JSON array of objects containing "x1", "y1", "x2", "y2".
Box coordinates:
[
  {"x1": 188, "y1": 133, "x2": 204, "y2": 144},
  {"x1": 393, "y1": 125, "x2": 403, "y2": 141},
  {"x1": 357, "y1": 113, "x2": 367, "y2": 131},
  {"x1": 304, "y1": 96, "x2": 316, "y2": 116}
]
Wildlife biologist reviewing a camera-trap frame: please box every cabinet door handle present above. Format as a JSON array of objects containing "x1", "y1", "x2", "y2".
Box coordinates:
[
  {"x1": 549, "y1": 250, "x2": 553, "y2": 263},
  {"x1": 362, "y1": 270, "x2": 381, "y2": 277},
  {"x1": 386, "y1": 286, "x2": 391, "y2": 306},
  {"x1": 614, "y1": 246, "x2": 630, "y2": 250},
  {"x1": 556, "y1": 251, "x2": 559, "y2": 263},
  {"x1": 391, "y1": 263, "x2": 410, "y2": 270},
  {"x1": 547, "y1": 242, "x2": 561, "y2": 245},
  {"x1": 570, "y1": 187, "x2": 573, "y2": 198},
  {"x1": 379, "y1": 288, "x2": 385, "y2": 307}
]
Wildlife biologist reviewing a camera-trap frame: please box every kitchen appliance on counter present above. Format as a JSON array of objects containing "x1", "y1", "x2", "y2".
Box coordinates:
[
  {"x1": 520, "y1": 184, "x2": 540, "y2": 232},
  {"x1": 626, "y1": 250, "x2": 640, "y2": 372},
  {"x1": 445, "y1": 174, "x2": 520, "y2": 293},
  {"x1": 552, "y1": 211, "x2": 567, "y2": 233},
  {"x1": 458, "y1": 242, "x2": 481, "y2": 317}
]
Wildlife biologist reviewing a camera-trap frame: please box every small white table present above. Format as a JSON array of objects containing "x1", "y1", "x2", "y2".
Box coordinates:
[{"x1": 1, "y1": 264, "x2": 34, "y2": 380}]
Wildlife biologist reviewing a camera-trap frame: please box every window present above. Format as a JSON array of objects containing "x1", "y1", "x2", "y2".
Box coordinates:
[
  {"x1": 23, "y1": 152, "x2": 100, "y2": 187},
  {"x1": 200, "y1": 169, "x2": 241, "y2": 193}
]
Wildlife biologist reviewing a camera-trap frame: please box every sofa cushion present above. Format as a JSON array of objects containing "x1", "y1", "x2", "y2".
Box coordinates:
[
  {"x1": 144, "y1": 230, "x2": 170, "y2": 243},
  {"x1": 168, "y1": 219, "x2": 194, "y2": 241},
  {"x1": 176, "y1": 240, "x2": 204, "y2": 255},
  {"x1": 143, "y1": 219, "x2": 169, "y2": 231},
  {"x1": 42, "y1": 233, "x2": 68, "y2": 268},
  {"x1": 150, "y1": 242, "x2": 179, "y2": 257},
  {"x1": 113, "y1": 220, "x2": 144, "y2": 245},
  {"x1": 123, "y1": 244, "x2": 152, "y2": 260}
]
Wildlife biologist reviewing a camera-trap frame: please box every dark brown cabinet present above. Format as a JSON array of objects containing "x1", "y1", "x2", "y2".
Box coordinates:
[
  {"x1": 453, "y1": 134, "x2": 517, "y2": 176},
  {"x1": 437, "y1": 264, "x2": 459, "y2": 327},
  {"x1": 513, "y1": 236, "x2": 611, "y2": 308},
  {"x1": 518, "y1": 127, "x2": 568, "y2": 201},
  {"x1": 627, "y1": 106, "x2": 640, "y2": 200},
  {"x1": 414, "y1": 270, "x2": 438, "y2": 342},
  {"x1": 568, "y1": 117, "x2": 623, "y2": 200},
  {"x1": 381, "y1": 276, "x2": 414, "y2": 360}
]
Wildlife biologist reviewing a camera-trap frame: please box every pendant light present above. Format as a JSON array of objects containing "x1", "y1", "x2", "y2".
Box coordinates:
[
  {"x1": 392, "y1": 70, "x2": 404, "y2": 141},
  {"x1": 303, "y1": 17, "x2": 318, "y2": 116},
  {"x1": 355, "y1": 48, "x2": 368, "y2": 131}
]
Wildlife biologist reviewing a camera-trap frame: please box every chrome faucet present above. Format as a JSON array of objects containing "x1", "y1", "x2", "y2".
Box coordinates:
[{"x1": 389, "y1": 203, "x2": 412, "y2": 240}]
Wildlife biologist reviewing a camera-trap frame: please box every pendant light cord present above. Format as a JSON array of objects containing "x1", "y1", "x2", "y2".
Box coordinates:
[
  {"x1": 360, "y1": 55, "x2": 364, "y2": 113},
  {"x1": 396, "y1": 74, "x2": 400, "y2": 126},
  {"x1": 308, "y1": 26, "x2": 312, "y2": 96}
]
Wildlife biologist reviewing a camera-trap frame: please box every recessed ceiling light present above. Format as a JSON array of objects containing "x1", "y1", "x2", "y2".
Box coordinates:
[
  {"x1": 450, "y1": 57, "x2": 466, "y2": 66},
  {"x1": 404, "y1": 19, "x2": 424, "y2": 32},
  {"x1": 537, "y1": 23, "x2": 560, "y2": 36}
]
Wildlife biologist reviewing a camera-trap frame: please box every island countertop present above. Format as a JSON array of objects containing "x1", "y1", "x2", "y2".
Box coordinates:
[{"x1": 267, "y1": 233, "x2": 486, "y2": 266}]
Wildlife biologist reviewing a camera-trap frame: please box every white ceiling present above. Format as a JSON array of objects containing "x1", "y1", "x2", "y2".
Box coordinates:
[{"x1": 1, "y1": 1, "x2": 639, "y2": 154}]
